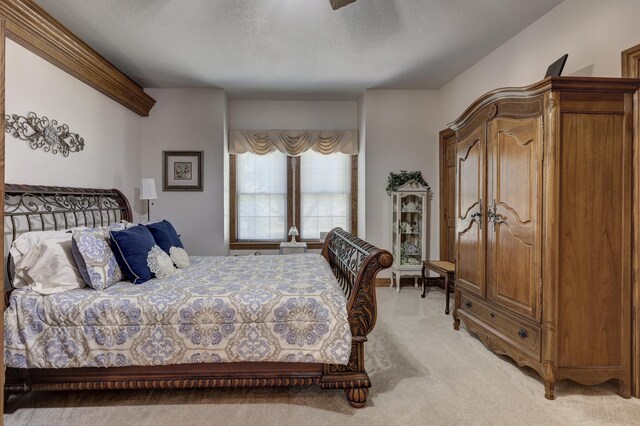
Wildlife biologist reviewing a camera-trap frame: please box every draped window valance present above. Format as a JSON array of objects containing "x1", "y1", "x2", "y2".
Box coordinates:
[{"x1": 229, "y1": 130, "x2": 358, "y2": 156}]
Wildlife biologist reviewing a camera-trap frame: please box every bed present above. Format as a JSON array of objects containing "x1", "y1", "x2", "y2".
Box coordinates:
[{"x1": 3, "y1": 184, "x2": 392, "y2": 408}]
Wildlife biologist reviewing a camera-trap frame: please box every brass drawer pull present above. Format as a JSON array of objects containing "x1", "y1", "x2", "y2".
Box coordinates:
[
  {"x1": 464, "y1": 301, "x2": 472, "y2": 308},
  {"x1": 518, "y1": 329, "x2": 528, "y2": 339}
]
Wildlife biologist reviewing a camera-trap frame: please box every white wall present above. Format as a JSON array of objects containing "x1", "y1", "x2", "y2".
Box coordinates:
[
  {"x1": 363, "y1": 90, "x2": 441, "y2": 276},
  {"x1": 229, "y1": 99, "x2": 361, "y2": 251},
  {"x1": 140, "y1": 88, "x2": 228, "y2": 256},
  {"x1": 223, "y1": 93, "x2": 230, "y2": 250},
  {"x1": 357, "y1": 94, "x2": 366, "y2": 240},
  {"x1": 10, "y1": 0, "x2": 639, "y2": 269},
  {"x1": 440, "y1": 0, "x2": 640, "y2": 126},
  {"x1": 5, "y1": 39, "x2": 143, "y2": 217},
  {"x1": 229, "y1": 100, "x2": 357, "y2": 130}
]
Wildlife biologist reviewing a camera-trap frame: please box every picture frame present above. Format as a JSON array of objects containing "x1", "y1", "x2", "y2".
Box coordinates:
[
  {"x1": 544, "y1": 53, "x2": 568, "y2": 78},
  {"x1": 163, "y1": 151, "x2": 203, "y2": 191}
]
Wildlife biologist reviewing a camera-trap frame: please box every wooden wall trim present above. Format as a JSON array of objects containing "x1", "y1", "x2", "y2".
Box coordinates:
[
  {"x1": 0, "y1": 0, "x2": 155, "y2": 116},
  {"x1": 633, "y1": 87, "x2": 640, "y2": 398},
  {"x1": 439, "y1": 128, "x2": 455, "y2": 262},
  {"x1": 293, "y1": 155, "x2": 300, "y2": 230},
  {"x1": 622, "y1": 43, "x2": 640, "y2": 79},
  {"x1": 0, "y1": 17, "x2": 5, "y2": 417},
  {"x1": 229, "y1": 154, "x2": 237, "y2": 244},
  {"x1": 621, "y1": 43, "x2": 640, "y2": 398},
  {"x1": 351, "y1": 155, "x2": 358, "y2": 237},
  {"x1": 375, "y1": 278, "x2": 390, "y2": 287}
]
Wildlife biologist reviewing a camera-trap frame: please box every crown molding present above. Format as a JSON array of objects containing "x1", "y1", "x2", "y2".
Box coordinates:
[{"x1": 0, "y1": 0, "x2": 155, "y2": 116}]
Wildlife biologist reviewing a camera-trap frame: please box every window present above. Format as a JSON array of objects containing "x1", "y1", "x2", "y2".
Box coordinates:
[
  {"x1": 230, "y1": 152, "x2": 356, "y2": 248},
  {"x1": 299, "y1": 151, "x2": 350, "y2": 240},
  {"x1": 235, "y1": 152, "x2": 288, "y2": 241}
]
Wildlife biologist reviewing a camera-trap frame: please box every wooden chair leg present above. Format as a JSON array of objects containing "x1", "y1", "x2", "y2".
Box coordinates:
[{"x1": 421, "y1": 265, "x2": 427, "y2": 298}]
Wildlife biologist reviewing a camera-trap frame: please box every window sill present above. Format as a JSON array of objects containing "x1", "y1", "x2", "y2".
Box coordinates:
[
  {"x1": 230, "y1": 242, "x2": 281, "y2": 250},
  {"x1": 230, "y1": 241, "x2": 325, "y2": 251},
  {"x1": 303, "y1": 241, "x2": 325, "y2": 250}
]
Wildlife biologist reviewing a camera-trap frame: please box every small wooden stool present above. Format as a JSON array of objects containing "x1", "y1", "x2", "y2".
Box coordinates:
[{"x1": 421, "y1": 260, "x2": 456, "y2": 314}]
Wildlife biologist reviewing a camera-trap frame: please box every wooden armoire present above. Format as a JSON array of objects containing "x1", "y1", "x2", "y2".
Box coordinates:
[{"x1": 449, "y1": 77, "x2": 640, "y2": 399}]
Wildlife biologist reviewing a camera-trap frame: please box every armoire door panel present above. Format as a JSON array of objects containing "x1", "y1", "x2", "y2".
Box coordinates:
[
  {"x1": 456, "y1": 126, "x2": 485, "y2": 296},
  {"x1": 457, "y1": 221, "x2": 483, "y2": 294},
  {"x1": 492, "y1": 223, "x2": 534, "y2": 310},
  {"x1": 487, "y1": 117, "x2": 541, "y2": 321}
]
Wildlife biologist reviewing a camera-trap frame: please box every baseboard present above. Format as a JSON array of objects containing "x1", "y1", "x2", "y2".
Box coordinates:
[
  {"x1": 376, "y1": 277, "x2": 444, "y2": 288},
  {"x1": 375, "y1": 278, "x2": 391, "y2": 287}
]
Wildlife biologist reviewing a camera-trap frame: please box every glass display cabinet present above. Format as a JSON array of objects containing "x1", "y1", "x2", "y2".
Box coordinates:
[{"x1": 390, "y1": 180, "x2": 428, "y2": 292}]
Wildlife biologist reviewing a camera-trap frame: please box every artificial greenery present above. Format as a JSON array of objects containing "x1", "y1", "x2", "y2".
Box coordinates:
[{"x1": 386, "y1": 170, "x2": 430, "y2": 194}]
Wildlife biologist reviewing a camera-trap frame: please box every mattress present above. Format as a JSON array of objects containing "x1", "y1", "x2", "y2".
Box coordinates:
[{"x1": 4, "y1": 254, "x2": 352, "y2": 368}]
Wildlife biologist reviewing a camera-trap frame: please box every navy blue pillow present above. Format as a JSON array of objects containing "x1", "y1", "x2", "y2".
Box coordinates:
[
  {"x1": 146, "y1": 220, "x2": 184, "y2": 254},
  {"x1": 110, "y1": 225, "x2": 157, "y2": 284}
]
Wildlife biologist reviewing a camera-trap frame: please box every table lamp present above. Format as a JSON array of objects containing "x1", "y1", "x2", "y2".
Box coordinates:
[
  {"x1": 288, "y1": 225, "x2": 299, "y2": 242},
  {"x1": 140, "y1": 178, "x2": 158, "y2": 221}
]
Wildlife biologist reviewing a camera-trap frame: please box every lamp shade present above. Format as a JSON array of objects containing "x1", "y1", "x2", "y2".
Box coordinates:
[
  {"x1": 140, "y1": 178, "x2": 158, "y2": 200},
  {"x1": 288, "y1": 225, "x2": 299, "y2": 242}
]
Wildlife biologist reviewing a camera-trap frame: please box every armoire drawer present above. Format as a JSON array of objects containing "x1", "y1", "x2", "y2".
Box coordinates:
[{"x1": 460, "y1": 293, "x2": 541, "y2": 359}]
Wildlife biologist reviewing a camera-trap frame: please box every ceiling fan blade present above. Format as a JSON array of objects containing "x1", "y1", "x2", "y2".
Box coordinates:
[{"x1": 329, "y1": 0, "x2": 357, "y2": 10}]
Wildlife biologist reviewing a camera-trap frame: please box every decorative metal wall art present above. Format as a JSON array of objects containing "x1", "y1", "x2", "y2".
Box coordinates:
[{"x1": 5, "y1": 112, "x2": 85, "y2": 157}]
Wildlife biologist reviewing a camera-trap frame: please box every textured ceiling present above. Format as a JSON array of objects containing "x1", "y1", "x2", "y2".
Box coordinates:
[{"x1": 35, "y1": 0, "x2": 562, "y2": 99}]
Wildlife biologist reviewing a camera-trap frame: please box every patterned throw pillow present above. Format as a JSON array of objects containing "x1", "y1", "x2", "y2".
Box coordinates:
[
  {"x1": 146, "y1": 220, "x2": 190, "y2": 268},
  {"x1": 169, "y1": 246, "x2": 190, "y2": 269},
  {"x1": 71, "y1": 224, "x2": 125, "y2": 290},
  {"x1": 147, "y1": 245, "x2": 177, "y2": 279},
  {"x1": 111, "y1": 225, "x2": 176, "y2": 284}
]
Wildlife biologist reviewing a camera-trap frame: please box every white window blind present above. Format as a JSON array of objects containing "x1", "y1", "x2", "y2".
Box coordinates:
[
  {"x1": 236, "y1": 152, "x2": 287, "y2": 240},
  {"x1": 300, "y1": 151, "x2": 350, "y2": 239}
]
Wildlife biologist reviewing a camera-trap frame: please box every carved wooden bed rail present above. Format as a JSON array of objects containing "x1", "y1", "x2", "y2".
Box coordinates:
[
  {"x1": 320, "y1": 228, "x2": 393, "y2": 406},
  {"x1": 3, "y1": 184, "x2": 392, "y2": 409}
]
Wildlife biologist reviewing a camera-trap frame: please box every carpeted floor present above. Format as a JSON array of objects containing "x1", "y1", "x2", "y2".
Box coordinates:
[{"x1": 5, "y1": 286, "x2": 640, "y2": 426}]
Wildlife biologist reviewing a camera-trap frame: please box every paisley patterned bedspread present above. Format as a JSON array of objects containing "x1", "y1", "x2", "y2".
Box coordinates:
[{"x1": 4, "y1": 254, "x2": 352, "y2": 369}]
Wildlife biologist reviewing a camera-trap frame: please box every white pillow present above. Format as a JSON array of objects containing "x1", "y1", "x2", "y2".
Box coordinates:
[
  {"x1": 10, "y1": 230, "x2": 72, "y2": 288},
  {"x1": 14, "y1": 234, "x2": 86, "y2": 294},
  {"x1": 9, "y1": 230, "x2": 70, "y2": 266}
]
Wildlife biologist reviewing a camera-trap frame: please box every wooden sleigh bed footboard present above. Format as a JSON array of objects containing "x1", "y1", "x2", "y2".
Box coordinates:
[{"x1": 3, "y1": 184, "x2": 392, "y2": 408}]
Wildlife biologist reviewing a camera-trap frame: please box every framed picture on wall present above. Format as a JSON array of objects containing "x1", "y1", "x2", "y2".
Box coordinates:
[{"x1": 163, "y1": 151, "x2": 203, "y2": 191}]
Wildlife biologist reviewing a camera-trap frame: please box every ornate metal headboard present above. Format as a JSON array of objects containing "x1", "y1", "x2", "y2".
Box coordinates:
[{"x1": 4, "y1": 184, "x2": 132, "y2": 288}]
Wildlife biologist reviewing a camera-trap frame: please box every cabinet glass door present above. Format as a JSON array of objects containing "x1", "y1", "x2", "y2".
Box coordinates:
[
  {"x1": 399, "y1": 193, "x2": 423, "y2": 267},
  {"x1": 392, "y1": 194, "x2": 398, "y2": 263}
]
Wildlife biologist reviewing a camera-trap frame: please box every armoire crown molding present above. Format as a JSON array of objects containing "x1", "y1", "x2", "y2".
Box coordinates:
[{"x1": 0, "y1": 0, "x2": 155, "y2": 116}]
